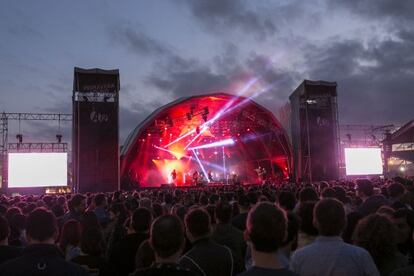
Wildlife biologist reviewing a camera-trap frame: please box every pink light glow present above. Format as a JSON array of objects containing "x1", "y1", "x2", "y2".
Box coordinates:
[
  {"x1": 8, "y1": 153, "x2": 67, "y2": 187},
  {"x1": 344, "y1": 148, "x2": 383, "y2": 175}
]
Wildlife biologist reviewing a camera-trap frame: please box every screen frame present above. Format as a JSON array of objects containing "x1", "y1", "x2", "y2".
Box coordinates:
[
  {"x1": 7, "y1": 152, "x2": 68, "y2": 188},
  {"x1": 344, "y1": 147, "x2": 383, "y2": 176}
]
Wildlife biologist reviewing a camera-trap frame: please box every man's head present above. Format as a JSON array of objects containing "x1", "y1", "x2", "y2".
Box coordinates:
[
  {"x1": 131, "y1": 208, "x2": 152, "y2": 233},
  {"x1": 299, "y1": 187, "x2": 319, "y2": 203},
  {"x1": 278, "y1": 191, "x2": 296, "y2": 211},
  {"x1": 245, "y1": 202, "x2": 287, "y2": 253},
  {"x1": 392, "y1": 208, "x2": 414, "y2": 244},
  {"x1": 356, "y1": 179, "x2": 374, "y2": 198},
  {"x1": 313, "y1": 198, "x2": 346, "y2": 236},
  {"x1": 93, "y1": 193, "x2": 107, "y2": 208},
  {"x1": 150, "y1": 215, "x2": 185, "y2": 261},
  {"x1": 237, "y1": 194, "x2": 250, "y2": 211},
  {"x1": 68, "y1": 194, "x2": 86, "y2": 213},
  {"x1": 215, "y1": 200, "x2": 232, "y2": 224},
  {"x1": 184, "y1": 207, "x2": 211, "y2": 242},
  {"x1": 388, "y1": 183, "x2": 405, "y2": 199},
  {"x1": 26, "y1": 208, "x2": 58, "y2": 244},
  {"x1": 0, "y1": 214, "x2": 10, "y2": 245}
]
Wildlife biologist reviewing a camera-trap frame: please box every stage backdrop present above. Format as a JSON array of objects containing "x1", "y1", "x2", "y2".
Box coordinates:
[{"x1": 73, "y1": 67, "x2": 119, "y2": 192}]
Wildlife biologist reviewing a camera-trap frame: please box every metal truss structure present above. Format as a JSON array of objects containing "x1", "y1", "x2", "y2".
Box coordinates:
[
  {"x1": 0, "y1": 112, "x2": 72, "y2": 189},
  {"x1": 8, "y1": 142, "x2": 68, "y2": 152}
]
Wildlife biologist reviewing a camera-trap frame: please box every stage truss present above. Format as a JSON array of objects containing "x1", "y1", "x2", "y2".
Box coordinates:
[{"x1": 0, "y1": 112, "x2": 71, "y2": 189}]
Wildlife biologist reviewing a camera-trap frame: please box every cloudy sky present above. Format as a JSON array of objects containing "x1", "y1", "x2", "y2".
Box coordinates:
[{"x1": 0, "y1": 0, "x2": 413, "y2": 144}]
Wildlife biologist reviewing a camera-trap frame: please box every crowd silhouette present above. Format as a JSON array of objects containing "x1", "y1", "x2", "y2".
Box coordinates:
[{"x1": 0, "y1": 177, "x2": 413, "y2": 275}]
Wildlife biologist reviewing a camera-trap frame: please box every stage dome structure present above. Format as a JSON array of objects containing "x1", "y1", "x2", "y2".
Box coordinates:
[{"x1": 121, "y1": 93, "x2": 292, "y2": 187}]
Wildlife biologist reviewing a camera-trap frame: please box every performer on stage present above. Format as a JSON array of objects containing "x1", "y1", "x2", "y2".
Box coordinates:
[
  {"x1": 208, "y1": 170, "x2": 214, "y2": 182},
  {"x1": 171, "y1": 169, "x2": 177, "y2": 185},
  {"x1": 255, "y1": 166, "x2": 266, "y2": 184},
  {"x1": 192, "y1": 171, "x2": 199, "y2": 185}
]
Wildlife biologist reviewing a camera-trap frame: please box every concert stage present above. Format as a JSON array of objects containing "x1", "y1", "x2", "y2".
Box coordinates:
[{"x1": 121, "y1": 93, "x2": 292, "y2": 188}]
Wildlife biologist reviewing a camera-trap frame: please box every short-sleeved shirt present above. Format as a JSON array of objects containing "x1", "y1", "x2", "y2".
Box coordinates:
[
  {"x1": 290, "y1": 236, "x2": 380, "y2": 276},
  {"x1": 238, "y1": 266, "x2": 298, "y2": 276}
]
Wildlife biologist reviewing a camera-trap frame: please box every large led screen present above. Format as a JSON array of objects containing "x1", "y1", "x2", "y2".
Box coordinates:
[
  {"x1": 8, "y1": 153, "x2": 67, "y2": 187},
  {"x1": 344, "y1": 148, "x2": 383, "y2": 176}
]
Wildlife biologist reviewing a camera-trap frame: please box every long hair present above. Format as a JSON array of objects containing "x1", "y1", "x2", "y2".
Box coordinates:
[
  {"x1": 353, "y1": 214, "x2": 398, "y2": 269},
  {"x1": 59, "y1": 219, "x2": 81, "y2": 253}
]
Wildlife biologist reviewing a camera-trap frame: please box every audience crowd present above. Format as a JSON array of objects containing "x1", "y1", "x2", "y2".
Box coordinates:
[{"x1": 0, "y1": 176, "x2": 414, "y2": 275}]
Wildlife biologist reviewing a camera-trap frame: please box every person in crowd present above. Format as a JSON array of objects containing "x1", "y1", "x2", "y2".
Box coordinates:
[
  {"x1": 391, "y1": 224, "x2": 414, "y2": 275},
  {"x1": 296, "y1": 201, "x2": 318, "y2": 249},
  {"x1": 290, "y1": 198, "x2": 380, "y2": 276},
  {"x1": 179, "y1": 207, "x2": 233, "y2": 276},
  {"x1": 391, "y1": 208, "x2": 414, "y2": 261},
  {"x1": 342, "y1": 211, "x2": 363, "y2": 243},
  {"x1": 278, "y1": 191, "x2": 296, "y2": 212},
  {"x1": 231, "y1": 194, "x2": 250, "y2": 231},
  {"x1": 8, "y1": 213, "x2": 27, "y2": 247},
  {"x1": 139, "y1": 197, "x2": 152, "y2": 211},
  {"x1": 135, "y1": 239, "x2": 155, "y2": 270},
  {"x1": 212, "y1": 200, "x2": 246, "y2": 274},
  {"x1": 62, "y1": 194, "x2": 87, "y2": 225},
  {"x1": 59, "y1": 219, "x2": 82, "y2": 261},
  {"x1": 277, "y1": 212, "x2": 300, "y2": 269},
  {"x1": 131, "y1": 215, "x2": 196, "y2": 276},
  {"x1": 71, "y1": 227, "x2": 107, "y2": 276},
  {"x1": 0, "y1": 208, "x2": 88, "y2": 276},
  {"x1": 0, "y1": 214, "x2": 22, "y2": 264},
  {"x1": 357, "y1": 179, "x2": 389, "y2": 216},
  {"x1": 321, "y1": 187, "x2": 336, "y2": 198},
  {"x1": 105, "y1": 202, "x2": 128, "y2": 258},
  {"x1": 109, "y1": 207, "x2": 152, "y2": 276},
  {"x1": 294, "y1": 187, "x2": 319, "y2": 212},
  {"x1": 81, "y1": 211, "x2": 101, "y2": 232},
  {"x1": 240, "y1": 202, "x2": 298, "y2": 276},
  {"x1": 388, "y1": 183, "x2": 406, "y2": 209},
  {"x1": 353, "y1": 214, "x2": 408, "y2": 276},
  {"x1": 93, "y1": 193, "x2": 110, "y2": 227}
]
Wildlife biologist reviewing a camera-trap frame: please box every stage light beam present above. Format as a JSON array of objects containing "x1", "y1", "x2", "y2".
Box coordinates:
[
  {"x1": 192, "y1": 149, "x2": 210, "y2": 183},
  {"x1": 189, "y1": 138, "x2": 235, "y2": 150}
]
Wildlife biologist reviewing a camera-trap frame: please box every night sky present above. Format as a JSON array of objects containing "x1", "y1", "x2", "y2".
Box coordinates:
[{"x1": 1, "y1": 0, "x2": 413, "y2": 144}]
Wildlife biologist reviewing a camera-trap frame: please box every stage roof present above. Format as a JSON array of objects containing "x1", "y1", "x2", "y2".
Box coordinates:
[{"x1": 120, "y1": 93, "x2": 292, "y2": 187}]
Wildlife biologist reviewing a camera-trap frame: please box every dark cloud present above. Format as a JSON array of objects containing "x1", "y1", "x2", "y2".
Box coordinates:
[
  {"x1": 303, "y1": 29, "x2": 414, "y2": 124},
  {"x1": 119, "y1": 105, "x2": 148, "y2": 143},
  {"x1": 181, "y1": 0, "x2": 276, "y2": 39},
  {"x1": 330, "y1": 0, "x2": 414, "y2": 22},
  {"x1": 108, "y1": 23, "x2": 174, "y2": 57},
  {"x1": 145, "y1": 43, "x2": 299, "y2": 113}
]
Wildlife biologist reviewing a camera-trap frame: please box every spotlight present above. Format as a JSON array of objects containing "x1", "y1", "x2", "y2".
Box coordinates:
[{"x1": 400, "y1": 166, "x2": 406, "y2": 172}]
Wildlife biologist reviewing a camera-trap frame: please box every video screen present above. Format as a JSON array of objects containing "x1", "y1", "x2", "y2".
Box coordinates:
[
  {"x1": 8, "y1": 153, "x2": 67, "y2": 188},
  {"x1": 344, "y1": 148, "x2": 383, "y2": 176}
]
